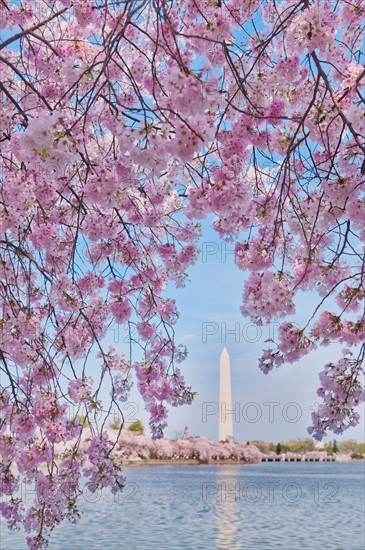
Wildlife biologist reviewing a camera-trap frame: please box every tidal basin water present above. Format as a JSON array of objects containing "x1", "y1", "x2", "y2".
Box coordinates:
[{"x1": 2, "y1": 461, "x2": 364, "y2": 549}]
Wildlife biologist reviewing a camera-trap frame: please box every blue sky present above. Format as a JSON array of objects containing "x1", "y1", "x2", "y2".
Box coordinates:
[{"x1": 105, "y1": 216, "x2": 365, "y2": 444}]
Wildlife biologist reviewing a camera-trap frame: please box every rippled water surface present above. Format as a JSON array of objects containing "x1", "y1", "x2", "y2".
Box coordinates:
[{"x1": 2, "y1": 462, "x2": 364, "y2": 549}]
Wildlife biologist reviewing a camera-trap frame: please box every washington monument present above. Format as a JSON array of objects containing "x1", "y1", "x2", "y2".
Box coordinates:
[{"x1": 219, "y1": 347, "x2": 234, "y2": 443}]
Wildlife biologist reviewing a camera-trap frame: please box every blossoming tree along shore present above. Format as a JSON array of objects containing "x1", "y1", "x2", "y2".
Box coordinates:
[
  {"x1": 91, "y1": 429, "x2": 263, "y2": 462},
  {"x1": 0, "y1": 0, "x2": 364, "y2": 547}
]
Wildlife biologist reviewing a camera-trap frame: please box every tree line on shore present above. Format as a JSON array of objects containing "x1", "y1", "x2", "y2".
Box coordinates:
[
  {"x1": 250, "y1": 438, "x2": 365, "y2": 459},
  {"x1": 109, "y1": 422, "x2": 262, "y2": 462},
  {"x1": 102, "y1": 422, "x2": 365, "y2": 461}
]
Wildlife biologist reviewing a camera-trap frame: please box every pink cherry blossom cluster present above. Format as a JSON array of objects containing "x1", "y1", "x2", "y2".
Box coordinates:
[
  {"x1": 114, "y1": 429, "x2": 262, "y2": 463},
  {"x1": 308, "y1": 349, "x2": 365, "y2": 439}
]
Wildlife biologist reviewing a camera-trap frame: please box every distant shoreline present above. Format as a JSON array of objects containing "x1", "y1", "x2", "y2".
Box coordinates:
[
  {"x1": 122, "y1": 459, "x2": 259, "y2": 466},
  {"x1": 122, "y1": 458, "x2": 365, "y2": 466}
]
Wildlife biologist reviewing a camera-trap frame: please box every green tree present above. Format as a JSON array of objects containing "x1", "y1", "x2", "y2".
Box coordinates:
[
  {"x1": 128, "y1": 420, "x2": 144, "y2": 434},
  {"x1": 332, "y1": 439, "x2": 338, "y2": 454},
  {"x1": 276, "y1": 443, "x2": 282, "y2": 455},
  {"x1": 109, "y1": 416, "x2": 122, "y2": 430},
  {"x1": 356, "y1": 443, "x2": 365, "y2": 455},
  {"x1": 288, "y1": 438, "x2": 315, "y2": 453},
  {"x1": 324, "y1": 444, "x2": 334, "y2": 456},
  {"x1": 338, "y1": 439, "x2": 358, "y2": 454}
]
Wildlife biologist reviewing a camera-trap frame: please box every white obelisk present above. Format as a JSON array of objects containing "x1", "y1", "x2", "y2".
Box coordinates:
[{"x1": 219, "y1": 347, "x2": 234, "y2": 443}]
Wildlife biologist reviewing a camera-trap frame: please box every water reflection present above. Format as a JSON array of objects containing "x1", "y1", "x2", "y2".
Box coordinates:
[
  {"x1": 215, "y1": 467, "x2": 242, "y2": 549},
  {"x1": 1, "y1": 463, "x2": 364, "y2": 549}
]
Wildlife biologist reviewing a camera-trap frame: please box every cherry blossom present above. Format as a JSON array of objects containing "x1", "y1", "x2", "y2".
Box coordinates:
[{"x1": 0, "y1": 0, "x2": 364, "y2": 546}]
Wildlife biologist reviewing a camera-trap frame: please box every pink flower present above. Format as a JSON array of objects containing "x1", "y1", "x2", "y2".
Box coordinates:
[{"x1": 110, "y1": 298, "x2": 132, "y2": 324}]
